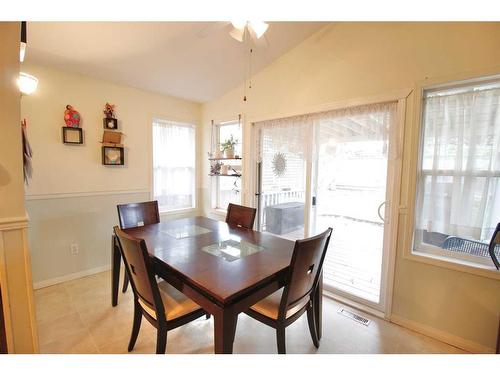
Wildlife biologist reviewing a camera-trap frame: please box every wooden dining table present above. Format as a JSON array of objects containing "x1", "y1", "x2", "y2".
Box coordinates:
[{"x1": 112, "y1": 216, "x2": 323, "y2": 354}]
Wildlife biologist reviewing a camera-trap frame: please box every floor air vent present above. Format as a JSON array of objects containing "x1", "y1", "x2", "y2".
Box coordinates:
[{"x1": 338, "y1": 308, "x2": 371, "y2": 326}]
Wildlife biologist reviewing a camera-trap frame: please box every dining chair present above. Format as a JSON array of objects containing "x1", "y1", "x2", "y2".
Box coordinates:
[
  {"x1": 117, "y1": 201, "x2": 160, "y2": 293},
  {"x1": 226, "y1": 203, "x2": 257, "y2": 229},
  {"x1": 488, "y1": 222, "x2": 500, "y2": 270},
  {"x1": 243, "y1": 227, "x2": 333, "y2": 354},
  {"x1": 114, "y1": 226, "x2": 207, "y2": 354}
]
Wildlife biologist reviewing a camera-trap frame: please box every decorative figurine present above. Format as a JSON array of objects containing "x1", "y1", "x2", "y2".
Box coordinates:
[
  {"x1": 64, "y1": 105, "x2": 81, "y2": 128},
  {"x1": 103, "y1": 103, "x2": 118, "y2": 129},
  {"x1": 103, "y1": 103, "x2": 116, "y2": 119},
  {"x1": 210, "y1": 161, "x2": 222, "y2": 175}
]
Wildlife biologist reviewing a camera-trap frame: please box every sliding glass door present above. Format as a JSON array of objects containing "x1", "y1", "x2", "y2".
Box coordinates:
[
  {"x1": 254, "y1": 102, "x2": 400, "y2": 312},
  {"x1": 311, "y1": 103, "x2": 398, "y2": 310}
]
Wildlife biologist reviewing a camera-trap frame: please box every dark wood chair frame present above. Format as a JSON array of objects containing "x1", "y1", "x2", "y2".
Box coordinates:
[
  {"x1": 116, "y1": 201, "x2": 160, "y2": 297},
  {"x1": 114, "y1": 226, "x2": 207, "y2": 354},
  {"x1": 225, "y1": 203, "x2": 257, "y2": 230},
  {"x1": 243, "y1": 228, "x2": 332, "y2": 354},
  {"x1": 488, "y1": 222, "x2": 500, "y2": 270}
]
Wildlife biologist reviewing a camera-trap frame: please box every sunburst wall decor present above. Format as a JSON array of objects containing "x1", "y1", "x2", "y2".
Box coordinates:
[{"x1": 272, "y1": 152, "x2": 287, "y2": 177}]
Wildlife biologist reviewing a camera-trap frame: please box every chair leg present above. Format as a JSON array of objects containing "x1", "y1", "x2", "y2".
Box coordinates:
[
  {"x1": 307, "y1": 305, "x2": 319, "y2": 348},
  {"x1": 128, "y1": 302, "x2": 142, "y2": 352},
  {"x1": 122, "y1": 270, "x2": 129, "y2": 293},
  {"x1": 156, "y1": 328, "x2": 167, "y2": 354},
  {"x1": 276, "y1": 325, "x2": 286, "y2": 354}
]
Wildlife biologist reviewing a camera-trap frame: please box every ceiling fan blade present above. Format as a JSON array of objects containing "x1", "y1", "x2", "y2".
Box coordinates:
[
  {"x1": 229, "y1": 27, "x2": 245, "y2": 42},
  {"x1": 248, "y1": 21, "x2": 268, "y2": 39},
  {"x1": 253, "y1": 32, "x2": 269, "y2": 48}
]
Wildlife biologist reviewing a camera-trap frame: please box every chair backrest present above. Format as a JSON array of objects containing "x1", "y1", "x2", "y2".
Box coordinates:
[
  {"x1": 113, "y1": 226, "x2": 165, "y2": 321},
  {"x1": 117, "y1": 201, "x2": 160, "y2": 229},
  {"x1": 489, "y1": 222, "x2": 500, "y2": 270},
  {"x1": 280, "y1": 228, "x2": 332, "y2": 315},
  {"x1": 226, "y1": 203, "x2": 257, "y2": 229}
]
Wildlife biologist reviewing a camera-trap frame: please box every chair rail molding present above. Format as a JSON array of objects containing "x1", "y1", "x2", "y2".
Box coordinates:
[
  {"x1": 25, "y1": 188, "x2": 150, "y2": 201},
  {"x1": 0, "y1": 215, "x2": 29, "y2": 231}
]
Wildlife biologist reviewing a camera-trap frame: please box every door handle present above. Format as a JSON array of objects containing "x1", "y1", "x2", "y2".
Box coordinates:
[{"x1": 377, "y1": 201, "x2": 386, "y2": 223}]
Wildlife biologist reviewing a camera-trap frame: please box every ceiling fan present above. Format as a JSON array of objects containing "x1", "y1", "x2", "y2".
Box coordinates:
[
  {"x1": 228, "y1": 21, "x2": 269, "y2": 43},
  {"x1": 196, "y1": 21, "x2": 270, "y2": 47},
  {"x1": 195, "y1": 21, "x2": 270, "y2": 102}
]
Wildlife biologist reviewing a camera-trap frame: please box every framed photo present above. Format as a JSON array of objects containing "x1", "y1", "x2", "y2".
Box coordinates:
[
  {"x1": 62, "y1": 127, "x2": 83, "y2": 144},
  {"x1": 103, "y1": 118, "x2": 118, "y2": 130},
  {"x1": 102, "y1": 146, "x2": 124, "y2": 165}
]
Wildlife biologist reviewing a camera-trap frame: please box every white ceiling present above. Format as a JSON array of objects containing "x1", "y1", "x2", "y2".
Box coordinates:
[{"x1": 25, "y1": 22, "x2": 327, "y2": 103}]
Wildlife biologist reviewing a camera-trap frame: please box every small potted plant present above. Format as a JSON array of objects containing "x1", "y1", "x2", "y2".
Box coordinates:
[{"x1": 221, "y1": 135, "x2": 238, "y2": 159}]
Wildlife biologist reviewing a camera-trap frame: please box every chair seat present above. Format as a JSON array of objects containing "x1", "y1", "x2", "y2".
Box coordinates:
[
  {"x1": 249, "y1": 289, "x2": 310, "y2": 320},
  {"x1": 138, "y1": 281, "x2": 201, "y2": 321}
]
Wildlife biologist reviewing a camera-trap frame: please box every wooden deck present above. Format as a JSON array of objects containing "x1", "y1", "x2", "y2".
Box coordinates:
[{"x1": 264, "y1": 215, "x2": 383, "y2": 303}]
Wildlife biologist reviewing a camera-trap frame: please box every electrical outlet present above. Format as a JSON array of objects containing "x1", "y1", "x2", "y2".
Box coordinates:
[{"x1": 70, "y1": 243, "x2": 79, "y2": 255}]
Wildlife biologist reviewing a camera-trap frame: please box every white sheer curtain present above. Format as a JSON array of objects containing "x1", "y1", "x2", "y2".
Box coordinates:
[
  {"x1": 253, "y1": 102, "x2": 398, "y2": 238},
  {"x1": 152, "y1": 119, "x2": 195, "y2": 212},
  {"x1": 416, "y1": 87, "x2": 500, "y2": 242}
]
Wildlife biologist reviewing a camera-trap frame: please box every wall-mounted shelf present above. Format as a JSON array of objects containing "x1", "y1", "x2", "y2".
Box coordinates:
[
  {"x1": 208, "y1": 157, "x2": 242, "y2": 161},
  {"x1": 102, "y1": 145, "x2": 124, "y2": 166},
  {"x1": 62, "y1": 127, "x2": 84, "y2": 144},
  {"x1": 209, "y1": 174, "x2": 241, "y2": 177}
]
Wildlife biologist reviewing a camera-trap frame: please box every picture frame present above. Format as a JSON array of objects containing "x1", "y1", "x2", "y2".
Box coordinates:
[
  {"x1": 62, "y1": 127, "x2": 83, "y2": 144},
  {"x1": 102, "y1": 145, "x2": 124, "y2": 165},
  {"x1": 103, "y1": 118, "x2": 118, "y2": 130}
]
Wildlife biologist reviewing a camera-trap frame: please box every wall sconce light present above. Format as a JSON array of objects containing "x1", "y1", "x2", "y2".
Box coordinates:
[
  {"x1": 19, "y1": 72, "x2": 38, "y2": 95},
  {"x1": 20, "y1": 21, "x2": 27, "y2": 62}
]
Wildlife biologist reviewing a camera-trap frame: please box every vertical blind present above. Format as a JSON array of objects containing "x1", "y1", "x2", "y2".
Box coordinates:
[{"x1": 152, "y1": 119, "x2": 195, "y2": 212}]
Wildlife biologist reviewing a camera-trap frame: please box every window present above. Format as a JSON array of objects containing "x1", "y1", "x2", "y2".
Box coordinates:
[
  {"x1": 211, "y1": 120, "x2": 242, "y2": 210},
  {"x1": 414, "y1": 77, "x2": 500, "y2": 268},
  {"x1": 152, "y1": 119, "x2": 195, "y2": 212}
]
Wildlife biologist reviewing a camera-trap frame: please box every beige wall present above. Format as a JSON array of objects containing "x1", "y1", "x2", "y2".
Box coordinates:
[
  {"x1": 0, "y1": 22, "x2": 38, "y2": 353},
  {"x1": 22, "y1": 63, "x2": 201, "y2": 196},
  {"x1": 201, "y1": 22, "x2": 500, "y2": 351},
  {"x1": 21, "y1": 64, "x2": 202, "y2": 285}
]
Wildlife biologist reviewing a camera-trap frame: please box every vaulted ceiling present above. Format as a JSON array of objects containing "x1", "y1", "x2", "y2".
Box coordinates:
[{"x1": 25, "y1": 22, "x2": 327, "y2": 103}]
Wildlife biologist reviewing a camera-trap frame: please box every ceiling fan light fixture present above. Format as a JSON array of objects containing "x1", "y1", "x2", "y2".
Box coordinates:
[{"x1": 249, "y1": 21, "x2": 268, "y2": 39}]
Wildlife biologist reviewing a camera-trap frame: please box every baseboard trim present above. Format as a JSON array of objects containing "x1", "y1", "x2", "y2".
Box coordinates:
[
  {"x1": 33, "y1": 265, "x2": 111, "y2": 290},
  {"x1": 390, "y1": 314, "x2": 495, "y2": 353}
]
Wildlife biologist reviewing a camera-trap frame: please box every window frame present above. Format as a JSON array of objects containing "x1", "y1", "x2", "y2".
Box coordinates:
[
  {"x1": 211, "y1": 119, "x2": 242, "y2": 211},
  {"x1": 402, "y1": 71, "x2": 500, "y2": 280},
  {"x1": 151, "y1": 117, "x2": 197, "y2": 214}
]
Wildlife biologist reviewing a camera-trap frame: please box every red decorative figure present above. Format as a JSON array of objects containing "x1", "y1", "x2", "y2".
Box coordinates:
[{"x1": 64, "y1": 105, "x2": 81, "y2": 128}]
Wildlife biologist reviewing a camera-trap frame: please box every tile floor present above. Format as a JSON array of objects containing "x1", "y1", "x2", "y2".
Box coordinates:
[{"x1": 34, "y1": 270, "x2": 465, "y2": 354}]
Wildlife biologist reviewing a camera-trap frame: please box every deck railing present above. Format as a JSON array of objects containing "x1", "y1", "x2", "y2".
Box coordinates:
[{"x1": 260, "y1": 190, "x2": 305, "y2": 230}]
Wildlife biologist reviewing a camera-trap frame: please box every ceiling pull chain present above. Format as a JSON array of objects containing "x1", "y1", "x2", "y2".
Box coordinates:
[
  {"x1": 249, "y1": 48, "x2": 253, "y2": 90},
  {"x1": 243, "y1": 27, "x2": 248, "y2": 102}
]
